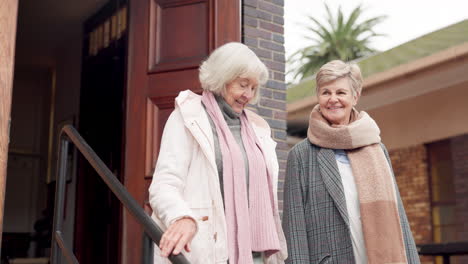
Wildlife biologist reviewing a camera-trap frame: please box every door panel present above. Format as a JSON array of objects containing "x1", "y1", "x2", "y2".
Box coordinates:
[
  {"x1": 124, "y1": 0, "x2": 240, "y2": 263},
  {"x1": 148, "y1": 0, "x2": 210, "y2": 73}
]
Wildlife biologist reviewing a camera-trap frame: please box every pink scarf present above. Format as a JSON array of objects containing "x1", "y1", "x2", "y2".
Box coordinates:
[
  {"x1": 202, "y1": 91, "x2": 280, "y2": 264},
  {"x1": 308, "y1": 105, "x2": 408, "y2": 264}
]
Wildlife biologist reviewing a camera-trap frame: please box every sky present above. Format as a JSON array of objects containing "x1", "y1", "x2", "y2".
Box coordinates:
[{"x1": 284, "y1": 0, "x2": 468, "y2": 83}]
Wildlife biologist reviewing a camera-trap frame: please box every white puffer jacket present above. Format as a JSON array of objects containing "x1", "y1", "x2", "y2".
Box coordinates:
[{"x1": 149, "y1": 90, "x2": 287, "y2": 264}]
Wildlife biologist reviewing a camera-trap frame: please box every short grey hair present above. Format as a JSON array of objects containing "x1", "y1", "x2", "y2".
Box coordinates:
[
  {"x1": 199, "y1": 42, "x2": 269, "y2": 103},
  {"x1": 316, "y1": 60, "x2": 363, "y2": 97}
]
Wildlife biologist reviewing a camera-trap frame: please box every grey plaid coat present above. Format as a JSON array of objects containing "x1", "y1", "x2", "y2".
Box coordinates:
[{"x1": 282, "y1": 139, "x2": 420, "y2": 264}]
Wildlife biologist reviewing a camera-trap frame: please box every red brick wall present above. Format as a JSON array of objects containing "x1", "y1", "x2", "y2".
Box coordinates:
[
  {"x1": 389, "y1": 144, "x2": 433, "y2": 264},
  {"x1": 450, "y1": 134, "x2": 468, "y2": 263},
  {"x1": 242, "y1": 0, "x2": 287, "y2": 209}
]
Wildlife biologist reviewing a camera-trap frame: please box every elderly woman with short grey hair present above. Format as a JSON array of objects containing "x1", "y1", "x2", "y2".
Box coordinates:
[
  {"x1": 149, "y1": 42, "x2": 287, "y2": 264},
  {"x1": 282, "y1": 60, "x2": 420, "y2": 263}
]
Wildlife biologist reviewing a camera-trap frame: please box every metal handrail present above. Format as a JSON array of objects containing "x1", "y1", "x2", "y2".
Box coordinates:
[
  {"x1": 417, "y1": 241, "x2": 468, "y2": 264},
  {"x1": 51, "y1": 125, "x2": 189, "y2": 264}
]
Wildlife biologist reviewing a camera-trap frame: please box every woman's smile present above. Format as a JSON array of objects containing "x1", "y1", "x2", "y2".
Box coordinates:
[{"x1": 318, "y1": 77, "x2": 358, "y2": 126}]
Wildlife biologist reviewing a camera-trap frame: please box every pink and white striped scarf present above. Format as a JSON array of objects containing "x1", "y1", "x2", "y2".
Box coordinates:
[{"x1": 202, "y1": 91, "x2": 280, "y2": 264}]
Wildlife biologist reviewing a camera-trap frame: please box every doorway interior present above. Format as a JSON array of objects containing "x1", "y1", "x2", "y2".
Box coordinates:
[{"x1": 3, "y1": 0, "x2": 127, "y2": 263}]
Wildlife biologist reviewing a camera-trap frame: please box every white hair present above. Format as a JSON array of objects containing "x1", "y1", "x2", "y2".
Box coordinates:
[
  {"x1": 199, "y1": 42, "x2": 269, "y2": 103},
  {"x1": 316, "y1": 60, "x2": 363, "y2": 97}
]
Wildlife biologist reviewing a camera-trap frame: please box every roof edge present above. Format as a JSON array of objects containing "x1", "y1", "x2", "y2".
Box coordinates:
[
  {"x1": 364, "y1": 41, "x2": 468, "y2": 89},
  {"x1": 287, "y1": 41, "x2": 468, "y2": 115}
]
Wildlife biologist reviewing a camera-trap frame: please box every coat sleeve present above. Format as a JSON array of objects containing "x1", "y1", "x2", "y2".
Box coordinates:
[
  {"x1": 282, "y1": 146, "x2": 310, "y2": 264},
  {"x1": 148, "y1": 108, "x2": 197, "y2": 229},
  {"x1": 381, "y1": 144, "x2": 421, "y2": 264}
]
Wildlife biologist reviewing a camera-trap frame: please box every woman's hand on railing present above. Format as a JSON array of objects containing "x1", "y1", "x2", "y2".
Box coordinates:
[{"x1": 160, "y1": 217, "x2": 197, "y2": 257}]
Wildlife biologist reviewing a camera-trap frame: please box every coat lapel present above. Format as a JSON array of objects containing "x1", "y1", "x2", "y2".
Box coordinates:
[
  {"x1": 317, "y1": 148, "x2": 349, "y2": 227},
  {"x1": 176, "y1": 91, "x2": 218, "y2": 175},
  {"x1": 186, "y1": 112, "x2": 217, "y2": 173}
]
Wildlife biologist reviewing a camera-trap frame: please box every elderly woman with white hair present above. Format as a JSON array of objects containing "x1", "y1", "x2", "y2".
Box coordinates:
[
  {"x1": 149, "y1": 42, "x2": 287, "y2": 264},
  {"x1": 282, "y1": 60, "x2": 420, "y2": 264}
]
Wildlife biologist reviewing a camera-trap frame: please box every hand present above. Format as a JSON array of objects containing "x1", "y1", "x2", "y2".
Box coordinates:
[{"x1": 160, "y1": 217, "x2": 197, "y2": 257}]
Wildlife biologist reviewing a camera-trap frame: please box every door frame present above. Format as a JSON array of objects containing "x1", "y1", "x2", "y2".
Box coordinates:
[{"x1": 0, "y1": 0, "x2": 20, "y2": 248}]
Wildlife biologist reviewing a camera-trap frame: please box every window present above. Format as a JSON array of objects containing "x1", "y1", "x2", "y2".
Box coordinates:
[{"x1": 427, "y1": 139, "x2": 457, "y2": 263}]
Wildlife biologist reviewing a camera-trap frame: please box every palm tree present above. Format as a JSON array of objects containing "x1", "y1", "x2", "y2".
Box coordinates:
[{"x1": 290, "y1": 4, "x2": 386, "y2": 80}]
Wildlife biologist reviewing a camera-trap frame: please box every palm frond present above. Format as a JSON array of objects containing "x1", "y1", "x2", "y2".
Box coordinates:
[{"x1": 289, "y1": 3, "x2": 387, "y2": 80}]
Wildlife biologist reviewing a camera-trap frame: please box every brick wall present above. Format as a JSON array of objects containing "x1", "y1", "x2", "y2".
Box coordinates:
[
  {"x1": 242, "y1": 0, "x2": 287, "y2": 209},
  {"x1": 451, "y1": 134, "x2": 468, "y2": 263},
  {"x1": 389, "y1": 145, "x2": 433, "y2": 264}
]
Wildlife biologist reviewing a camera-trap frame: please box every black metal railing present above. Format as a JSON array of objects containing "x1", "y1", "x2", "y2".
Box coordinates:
[
  {"x1": 51, "y1": 125, "x2": 189, "y2": 264},
  {"x1": 417, "y1": 241, "x2": 468, "y2": 264}
]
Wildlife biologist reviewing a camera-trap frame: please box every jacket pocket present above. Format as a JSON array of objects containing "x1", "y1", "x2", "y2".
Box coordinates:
[{"x1": 185, "y1": 202, "x2": 215, "y2": 263}]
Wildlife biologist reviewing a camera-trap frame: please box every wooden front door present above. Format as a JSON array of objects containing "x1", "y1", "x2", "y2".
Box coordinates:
[{"x1": 123, "y1": 0, "x2": 240, "y2": 263}]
